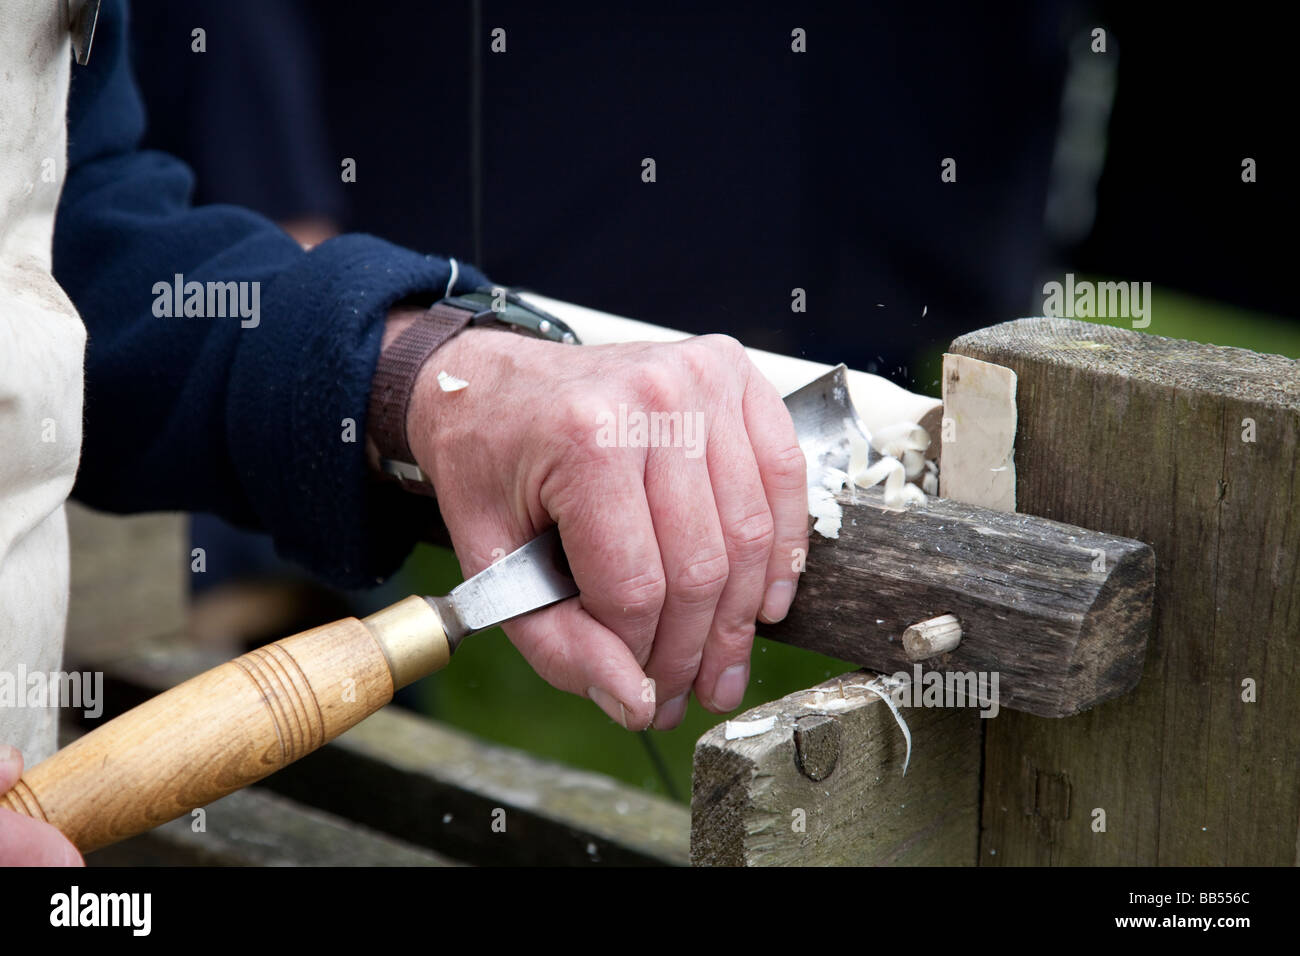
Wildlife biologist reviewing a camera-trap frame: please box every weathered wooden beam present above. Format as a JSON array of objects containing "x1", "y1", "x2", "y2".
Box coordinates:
[
  {"x1": 65, "y1": 503, "x2": 187, "y2": 658},
  {"x1": 263, "y1": 707, "x2": 689, "y2": 867},
  {"x1": 952, "y1": 317, "x2": 1299, "y2": 865},
  {"x1": 692, "y1": 671, "x2": 982, "y2": 865},
  {"x1": 762, "y1": 487, "x2": 1154, "y2": 717},
  {"x1": 89, "y1": 785, "x2": 453, "y2": 867}
]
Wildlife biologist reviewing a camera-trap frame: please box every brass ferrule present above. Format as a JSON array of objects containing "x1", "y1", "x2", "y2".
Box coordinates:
[{"x1": 362, "y1": 595, "x2": 451, "y2": 690}]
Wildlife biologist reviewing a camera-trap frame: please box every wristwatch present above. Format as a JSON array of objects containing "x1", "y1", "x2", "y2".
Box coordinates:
[{"x1": 367, "y1": 287, "x2": 580, "y2": 496}]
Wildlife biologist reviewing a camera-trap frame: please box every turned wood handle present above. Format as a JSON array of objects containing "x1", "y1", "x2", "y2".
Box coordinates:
[{"x1": 0, "y1": 595, "x2": 448, "y2": 852}]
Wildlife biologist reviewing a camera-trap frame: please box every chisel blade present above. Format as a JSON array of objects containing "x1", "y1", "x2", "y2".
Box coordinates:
[{"x1": 428, "y1": 526, "x2": 577, "y2": 647}]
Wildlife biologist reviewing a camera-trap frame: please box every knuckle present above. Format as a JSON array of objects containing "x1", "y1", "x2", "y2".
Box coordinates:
[
  {"x1": 725, "y1": 506, "x2": 775, "y2": 561},
  {"x1": 711, "y1": 620, "x2": 758, "y2": 655},
  {"x1": 681, "y1": 335, "x2": 738, "y2": 382},
  {"x1": 605, "y1": 568, "x2": 667, "y2": 623},
  {"x1": 554, "y1": 390, "x2": 614, "y2": 454},
  {"x1": 678, "y1": 340, "x2": 711, "y2": 380},
  {"x1": 765, "y1": 442, "x2": 808, "y2": 491},
  {"x1": 650, "y1": 650, "x2": 705, "y2": 691},
  {"x1": 670, "y1": 548, "x2": 730, "y2": 603},
  {"x1": 699, "y1": 333, "x2": 746, "y2": 361},
  {"x1": 628, "y1": 363, "x2": 683, "y2": 410}
]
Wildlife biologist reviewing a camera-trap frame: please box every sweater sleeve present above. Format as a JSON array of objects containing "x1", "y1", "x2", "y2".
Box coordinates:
[{"x1": 53, "y1": 0, "x2": 487, "y2": 587}]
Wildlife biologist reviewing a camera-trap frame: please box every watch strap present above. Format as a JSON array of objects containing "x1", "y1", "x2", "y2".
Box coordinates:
[{"x1": 367, "y1": 301, "x2": 475, "y2": 495}]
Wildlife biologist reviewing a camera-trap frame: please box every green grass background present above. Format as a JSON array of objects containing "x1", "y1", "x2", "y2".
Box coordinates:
[{"x1": 390, "y1": 282, "x2": 1298, "y2": 803}]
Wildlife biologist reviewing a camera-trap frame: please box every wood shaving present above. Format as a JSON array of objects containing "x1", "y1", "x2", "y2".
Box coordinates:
[
  {"x1": 848, "y1": 432, "x2": 870, "y2": 477},
  {"x1": 725, "y1": 716, "x2": 776, "y2": 739},
  {"x1": 437, "y1": 370, "x2": 469, "y2": 392},
  {"x1": 864, "y1": 676, "x2": 913, "y2": 776},
  {"x1": 821, "y1": 467, "x2": 850, "y2": 492},
  {"x1": 871, "y1": 422, "x2": 930, "y2": 459},
  {"x1": 807, "y1": 485, "x2": 842, "y2": 539},
  {"x1": 901, "y1": 448, "x2": 926, "y2": 480}
]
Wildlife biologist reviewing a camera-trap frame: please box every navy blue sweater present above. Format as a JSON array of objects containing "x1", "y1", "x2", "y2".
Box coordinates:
[{"x1": 54, "y1": 0, "x2": 487, "y2": 587}]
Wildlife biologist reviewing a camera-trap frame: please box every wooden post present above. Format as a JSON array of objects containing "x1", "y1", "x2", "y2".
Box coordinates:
[{"x1": 952, "y1": 317, "x2": 1299, "y2": 865}]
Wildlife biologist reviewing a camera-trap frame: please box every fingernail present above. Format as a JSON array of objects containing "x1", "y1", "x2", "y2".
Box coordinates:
[
  {"x1": 0, "y1": 744, "x2": 20, "y2": 773},
  {"x1": 653, "y1": 693, "x2": 688, "y2": 730},
  {"x1": 759, "y1": 579, "x2": 796, "y2": 624},
  {"x1": 712, "y1": 663, "x2": 749, "y2": 711},
  {"x1": 587, "y1": 686, "x2": 628, "y2": 728}
]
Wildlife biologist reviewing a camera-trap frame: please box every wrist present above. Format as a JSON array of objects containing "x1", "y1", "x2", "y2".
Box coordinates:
[
  {"x1": 404, "y1": 325, "x2": 518, "y2": 486},
  {"x1": 368, "y1": 290, "x2": 579, "y2": 494}
]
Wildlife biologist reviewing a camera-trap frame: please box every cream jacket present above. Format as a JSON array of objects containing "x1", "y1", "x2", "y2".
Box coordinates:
[{"x1": 0, "y1": 1, "x2": 87, "y2": 762}]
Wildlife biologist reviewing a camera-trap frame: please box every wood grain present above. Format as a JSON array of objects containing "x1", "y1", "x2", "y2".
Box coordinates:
[
  {"x1": 763, "y1": 487, "x2": 1154, "y2": 717},
  {"x1": 952, "y1": 317, "x2": 1299, "y2": 865},
  {"x1": 692, "y1": 671, "x2": 981, "y2": 866},
  {"x1": 89, "y1": 785, "x2": 455, "y2": 867}
]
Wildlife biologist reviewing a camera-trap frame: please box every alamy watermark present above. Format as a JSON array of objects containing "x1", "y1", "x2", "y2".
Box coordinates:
[
  {"x1": 152, "y1": 273, "x2": 260, "y2": 328},
  {"x1": 888, "y1": 663, "x2": 1000, "y2": 718},
  {"x1": 0, "y1": 667, "x2": 102, "y2": 719},
  {"x1": 595, "y1": 406, "x2": 705, "y2": 459},
  {"x1": 1042, "y1": 273, "x2": 1151, "y2": 328},
  {"x1": 50, "y1": 886, "x2": 151, "y2": 936}
]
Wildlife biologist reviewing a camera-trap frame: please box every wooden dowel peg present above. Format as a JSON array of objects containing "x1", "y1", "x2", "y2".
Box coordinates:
[{"x1": 903, "y1": 614, "x2": 962, "y2": 661}]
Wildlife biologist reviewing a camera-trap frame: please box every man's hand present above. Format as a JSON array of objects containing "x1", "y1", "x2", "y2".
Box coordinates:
[
  {"x1": 403, "y1": 326, "x2": 808, "y2": 731},
  {"x1": 0, "y1": 746, "x2": 83, "y2": 866}
]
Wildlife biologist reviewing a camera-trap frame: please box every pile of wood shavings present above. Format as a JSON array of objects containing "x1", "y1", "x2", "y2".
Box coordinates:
[{"x1": 807, "y1": 423, "x2": 934, "y2": 539}]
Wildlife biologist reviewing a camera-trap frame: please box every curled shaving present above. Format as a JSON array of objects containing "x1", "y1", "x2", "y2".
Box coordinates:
[
  {"x1": 808, "y1": 675, "x2": 913, "y2": 775},
  {"x1": 808, "y1": 421, "x2": 933, "y2": 537},
  {"x1": 864, "y1": 675, "x2": 913, "y2": 776}
]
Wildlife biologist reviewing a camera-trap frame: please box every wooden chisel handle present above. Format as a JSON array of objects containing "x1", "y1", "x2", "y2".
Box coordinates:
[{"x1": 0, "y1": 595, "x2": 449, "y2": 853}]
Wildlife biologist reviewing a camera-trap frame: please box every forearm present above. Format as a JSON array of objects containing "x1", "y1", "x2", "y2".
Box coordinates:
[{"x1": 56, "y1": 0, "x2": 487, "y2": 586}]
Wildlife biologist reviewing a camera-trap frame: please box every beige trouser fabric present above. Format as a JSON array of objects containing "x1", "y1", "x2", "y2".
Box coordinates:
[{"x1": 0, "y1": 2, "x2": 87, "y2": 763}]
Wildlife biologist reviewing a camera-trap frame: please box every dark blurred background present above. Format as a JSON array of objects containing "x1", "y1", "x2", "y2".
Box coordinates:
[{"x1": 126, "y1": 0, "x2": 1297, "y2": 799}]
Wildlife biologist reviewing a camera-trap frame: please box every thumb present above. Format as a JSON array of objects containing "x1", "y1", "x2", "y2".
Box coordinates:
[
  {"x1": 0, "y1": 810, "x2": 85, "y2": 867},
  {"x1": 0, "y1": 745, "x2": 84, "y2": 867}
]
